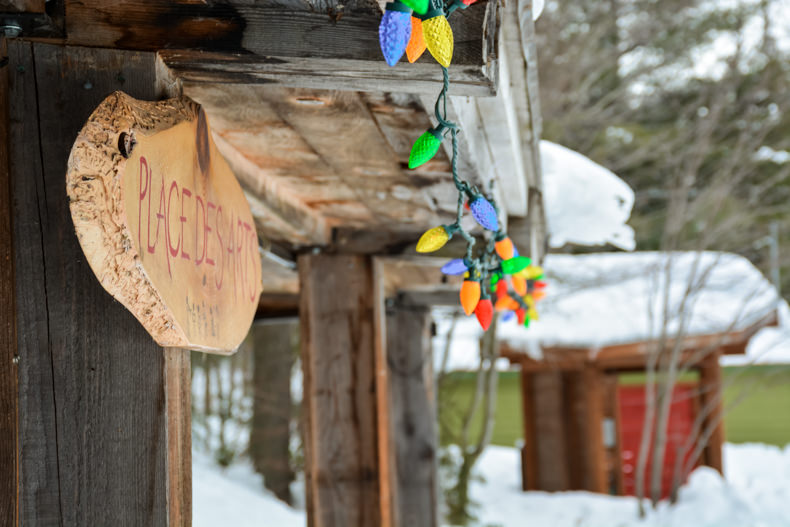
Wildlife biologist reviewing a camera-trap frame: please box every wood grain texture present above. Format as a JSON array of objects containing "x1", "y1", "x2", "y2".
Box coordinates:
[
  {"x1": 386, "y1": 302, "x2": 438, "y2": 527},
  {"x1": 65, "y1": 1, "x2": 498, "y2": 96},
  {"x1": 373, "y1": 258, "x2": 395, "y2": 527},
  {"x1": 299, "y1": 254, "x2": 382, "y2": 527},
  {"x1": 8, "y1": 41, "x2": 179, "y2": 525},
  {"x1": 165, "y1": 348, "x2": 192, "y2": 527},
  {"x1": 0, "y1": 37, "x2": 18, "y2": 527}
]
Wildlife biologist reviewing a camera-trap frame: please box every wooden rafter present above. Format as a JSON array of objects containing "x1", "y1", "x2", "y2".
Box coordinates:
[{"x1": 54, "y1": 0, "x2": 499, "y2": 96}]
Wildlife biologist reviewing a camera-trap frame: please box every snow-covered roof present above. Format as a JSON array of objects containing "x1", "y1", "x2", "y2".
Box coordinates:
[
  {"x1": 434, "y1": 251, "x2": 785, "y2": 369},
  {"x1": 541, "y1": 141, "x2": 636, "y2": 251}
]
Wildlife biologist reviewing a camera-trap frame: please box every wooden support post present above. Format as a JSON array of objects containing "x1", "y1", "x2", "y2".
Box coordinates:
[
  {"x1": 6, "y1": 42, "x2": 190, "y2": 524},
  {"x1": 386, "y1": 300, "x2": 438, "y2": 527},
  {"x1": 699, "y1": 351, "x2": 725, "y2": 474},
  {"x1": 299, "y1": 254, "x2": 384, "y2": 527},
  {"x1": 519, "y1": 368, "x2": 538, "y2": 491},
  {"x1": 532, "y1": 370, "x2": 569, "y2": 491},
  {"x1": 581, "y1": 364, "x2": 607, "y2": 493},
  {"x1": 249, "y1": 319, "x2": 298, "y2": 504}
]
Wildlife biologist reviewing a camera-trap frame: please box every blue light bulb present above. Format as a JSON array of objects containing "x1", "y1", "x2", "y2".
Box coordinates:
[
  {"x1": 469, "y1": 196, "x2": 499, "y2": 231},
  {"x1": 379, "y1": 2, "x2": 412, "y2": 67},
  {"x1": 441, "y1": 258, "x2": 468, "y2": 275},
  {"x1": 502, "y1": 310, "x2": 515, "y2": 322}
]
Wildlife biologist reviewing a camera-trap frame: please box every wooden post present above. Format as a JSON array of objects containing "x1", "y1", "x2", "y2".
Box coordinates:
[
  {"x1": 532, "y1": 371, "x2": 569, "y2": 491},
  {"x1": 581, "y1": 364, "x2": 608, "y2": 493},
  {"x1": 519, "y1": 368, "x2": 538, "y2": 491},
  {"x1": 299, "y1": 253, "x2": 383, "y2": 527},
  {"x1": 386, "y1": 300, "x2": 438, "y2": 527},
  {"x1": 249, "y1": 319, "x2": 297, "y2": 504},
  {"x1": 699, "y1": 351, "x2": 725, "y2": 474},
  {"x1": 6, "y1": 42, "x2": 190, "y2": 525}
]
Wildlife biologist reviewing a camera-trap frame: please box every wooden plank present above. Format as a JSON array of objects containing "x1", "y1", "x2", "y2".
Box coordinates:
[
  {"x1": 386, "y1": 301, "x2": 438, "y2": 527},
  {"x1": 582, "y1": 364, "x2": 607, "y2": 493},
  {"x1": 532, "y1": 371, "x2": 569, "y2": 491},
  {"x1": 165, "y1": 348, "x2": 192, "y2": 527},
  {"x1": 211, "y1": 132, "x2": 331, "y2": 246},
  {"x1": 64, "y1": 1, "x2": 498, "y2": 96},
  {"x1": 373, "y1": 258, "x2": 396, "y2": 527},
  {"x1": 562, "y1": 370, "x2": 585, "y2": 490},
  {"x1": 0, "y1": 36, "x2": 18, "y2": 527},
  {"x1": 299, "y1": 254, "x2": 382, "y2": 527},
  {"x1": 519, "y1": 369, "x2": 538, "y2": 491},
  {"x1": 9, "y1": 41, "x2": 184, "y2": 524},
  {"x1": 698, "y1": 352, "x2": 724, "y2": 474}
]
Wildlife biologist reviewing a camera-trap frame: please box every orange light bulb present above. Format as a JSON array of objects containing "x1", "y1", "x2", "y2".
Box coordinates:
[
  {"x1": 512, "y1": 275, "x2": 527, "y2": 296},
  {"x1": 495, "y1": 296, "x2": 518, "y2": 312},
  {"x1": 495, "y1": 237, "x2": 514, "y2": 260},
  {"x1": 406, "y1": 17, "x2": 427, "y2": 63},
  {"x1": 460, "y1": 280, "x2": 481, "y2": 315}
]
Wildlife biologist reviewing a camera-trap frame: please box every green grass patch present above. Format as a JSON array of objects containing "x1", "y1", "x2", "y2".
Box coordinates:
[{"x1": 438, "y1": 365, "x2": 790, "y2": 448}]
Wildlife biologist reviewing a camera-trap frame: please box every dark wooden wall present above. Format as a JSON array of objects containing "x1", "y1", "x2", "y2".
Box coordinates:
[
  {"x1": 520, "y1": 367, "x2": 607, "y2": 493},
  {"x1": 4, "y1": 41, "x2": 188, "y2": 525}
]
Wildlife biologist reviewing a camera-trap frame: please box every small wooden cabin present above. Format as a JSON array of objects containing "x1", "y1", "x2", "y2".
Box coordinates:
[{"x1": 493, "y1": 252, "x2": 781, "y2": 498}]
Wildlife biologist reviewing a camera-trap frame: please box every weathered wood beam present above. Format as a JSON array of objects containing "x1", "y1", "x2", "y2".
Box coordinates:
[
  {"x1": 299, "y1": 254, "x2": 383, "y2": 527},
  {"x1": 211, "y1": 132, "x2": 331, "y2": 246},
  {"x1": 8, "y1": 41, "x2": 189, "y2": 524},
  {"x1": 61, "y1": 0, "x2": 499, "y2": 96}
]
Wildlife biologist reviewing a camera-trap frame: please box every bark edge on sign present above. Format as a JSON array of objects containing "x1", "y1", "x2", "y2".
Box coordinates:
[{"x1": 66, "y1": 92, "x2": 261, "y2": 353}]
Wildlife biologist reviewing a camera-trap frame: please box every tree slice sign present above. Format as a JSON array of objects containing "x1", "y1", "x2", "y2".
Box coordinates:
[{"x1": 67, "y1": 92, "x2": 262, "y2": 353}]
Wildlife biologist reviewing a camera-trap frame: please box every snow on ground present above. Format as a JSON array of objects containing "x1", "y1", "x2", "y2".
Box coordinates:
[
  {"x1": 469, "y1": 443, "x2": 790, "y2": 527},
  {"x1": 193, "y1": 442, "x2": 790, "y2": 527},
  {"x1": 541, "y1": 141, "x2": 636, "y2": 251},
  {"x1": 434, "y1": 251, "x2": 785, "y2": 370},
  {"x1": 193, "y1": 450, "x2": 305, "y2": 527}
]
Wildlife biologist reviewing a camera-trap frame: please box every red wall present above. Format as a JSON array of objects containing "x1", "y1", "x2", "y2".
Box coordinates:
[{"x1": 618, "y1": 383, "x2": 700, "y2": 498}]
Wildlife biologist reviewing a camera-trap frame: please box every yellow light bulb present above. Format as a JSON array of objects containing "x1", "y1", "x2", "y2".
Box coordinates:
[
  {"x1": 416, "y1": 225, "x2": 450, "y2": 253},
  {"x1": 422, "y1": 15, "x2": 453, "y2": 68},
  {"x1": 517, "y1": 265, "x2": 544, "y2": 280}
]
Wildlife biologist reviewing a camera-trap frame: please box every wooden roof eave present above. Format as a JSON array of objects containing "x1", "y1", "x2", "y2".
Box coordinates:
[{"x1": 499, "y1": 309, "x2": 780, "y2": 372}]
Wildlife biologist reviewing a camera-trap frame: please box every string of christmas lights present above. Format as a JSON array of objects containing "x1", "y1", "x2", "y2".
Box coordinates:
[{"x1": 379, "y1": 0, "x2": 546, "y2": 331}]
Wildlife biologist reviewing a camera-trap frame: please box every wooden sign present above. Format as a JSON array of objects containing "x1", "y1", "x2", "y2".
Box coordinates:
[{"x1": 67, "y1": 92, "x2": 262, "y2": 353}]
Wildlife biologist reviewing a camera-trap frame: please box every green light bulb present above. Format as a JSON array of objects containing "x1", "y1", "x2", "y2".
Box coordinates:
[
  {"x1": 400, "y1": 0, "x2": 429, "y2": 15},
  {"x1": 408, "y1": 127, "x2": 443, "y2": 169},
  {"x1": 501, "y1": 256, "x2": 531, "y2": 275}
]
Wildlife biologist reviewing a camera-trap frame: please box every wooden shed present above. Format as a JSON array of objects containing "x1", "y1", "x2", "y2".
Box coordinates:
[
  {"x1": 0, "y1": 0, "x2": 546, "y2": 525},
  {"x1": 493, "y1": 252, "x2": 782, "y2": 498}
]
